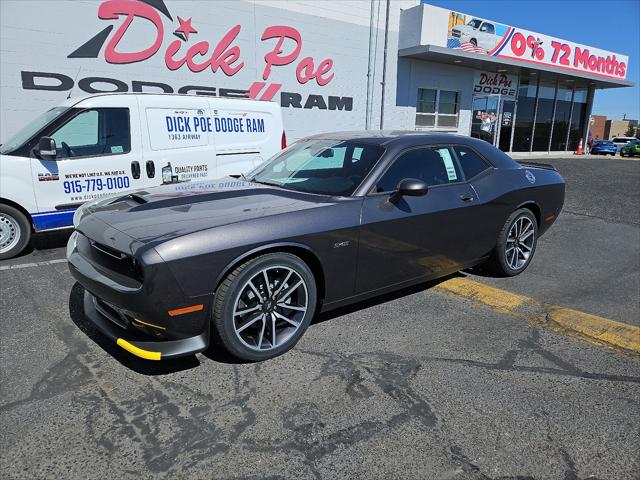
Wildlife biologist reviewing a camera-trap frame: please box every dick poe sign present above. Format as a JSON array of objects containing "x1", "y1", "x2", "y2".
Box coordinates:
[{"x1": 22, "y1": 0, "x2": 354, "y2": 112}]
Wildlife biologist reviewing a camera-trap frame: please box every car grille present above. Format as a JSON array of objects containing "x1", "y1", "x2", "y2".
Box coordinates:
[{"x1": 93, "y1": 295, "x2": 133, "y2": 330}]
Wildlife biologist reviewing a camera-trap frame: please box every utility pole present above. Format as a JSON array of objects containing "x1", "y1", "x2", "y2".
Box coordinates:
[{"x1": 379, "y1": 0, "x2": 390, "y2": 130}]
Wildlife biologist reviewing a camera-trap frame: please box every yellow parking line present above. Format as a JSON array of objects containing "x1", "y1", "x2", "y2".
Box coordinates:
[{"x1": 436, "y1": 277, "x2": 640, "y2": 356}]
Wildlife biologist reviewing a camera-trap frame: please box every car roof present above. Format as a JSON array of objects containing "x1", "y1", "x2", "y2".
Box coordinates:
[{"x1": 303, "y1": 130, "x2": 485, "y2": 147}]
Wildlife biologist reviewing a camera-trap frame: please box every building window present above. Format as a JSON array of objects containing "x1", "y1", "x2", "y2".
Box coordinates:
[
  {"x1": 416, "y1": 88, "x2": 459, "y2": 129},
  {"x1": 512, "y1": 75, "x2": 538, "y2": 152},
  {"x1": 550, "y1": 82, "x2": 573, "y2": 151},
  {"x1": 568, "y1": 87, "x2": 588, "y2": 151}
]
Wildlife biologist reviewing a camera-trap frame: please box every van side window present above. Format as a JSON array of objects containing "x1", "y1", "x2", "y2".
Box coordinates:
[
  {"x1": 375, "y1": 147, "x2": 462, "y2": 193},
  {"x1": 453, "y1": 146, "x2": 490, "y2": 179},
  {"x1": 51, "y1": 108, "x2": 130, "y2": 159}
]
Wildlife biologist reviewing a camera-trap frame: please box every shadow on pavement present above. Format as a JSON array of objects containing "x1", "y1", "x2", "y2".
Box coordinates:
[
  {"x1": 68, "y1": 269, "x2": 482, "y2": 372},
  {"x1": 312, "y1": 272, "x2": 463, "y2": 325}
]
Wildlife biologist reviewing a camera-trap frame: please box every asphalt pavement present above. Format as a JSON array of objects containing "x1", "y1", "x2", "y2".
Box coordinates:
[{"x1": 1, "y1": 156, "x2": 638, "y2": 479}]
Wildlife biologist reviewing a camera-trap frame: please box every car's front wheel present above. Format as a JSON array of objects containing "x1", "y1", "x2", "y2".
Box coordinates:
[
  {"x1": 486, "y1": 208, "x2": 538, "y2": 277},
  {"x1": 212, "y1": 252, "x2": 317, "y2": 361},
  {"x1": 0, "y1": 204, "x2": 31, "y2": 260}
]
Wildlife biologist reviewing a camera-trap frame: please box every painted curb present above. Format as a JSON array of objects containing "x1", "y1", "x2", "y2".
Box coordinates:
[{"x1": 436, "y1": 277, "x2": 640, "y2": 356}]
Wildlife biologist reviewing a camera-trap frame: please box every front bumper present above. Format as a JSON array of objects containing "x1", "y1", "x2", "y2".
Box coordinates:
[
  {"x1": 82, "y1": 290, "x2": 208, "y2": 360},
  {"x1": 67, "y1": 231, "x2": 210, "y2": 360}
]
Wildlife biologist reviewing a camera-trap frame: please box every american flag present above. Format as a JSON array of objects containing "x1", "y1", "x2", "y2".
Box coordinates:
[
  {"x1": 458, "y1": 42, "x2": 487, "y2": 54},
  {"x1": 446, "y1": 38, "x2": 487, "y2": 55}
]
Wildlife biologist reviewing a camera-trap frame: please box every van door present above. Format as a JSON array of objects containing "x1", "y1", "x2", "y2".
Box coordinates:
[
  {"x1": 138, "y1": 96, "x2": 216, "y2": 189},
  {"x1": 29, "y1": 98, "x2": 144, "y2": 230},
  {"x1": 210, "y1": 100, "x2": 277, "y2": 177}
]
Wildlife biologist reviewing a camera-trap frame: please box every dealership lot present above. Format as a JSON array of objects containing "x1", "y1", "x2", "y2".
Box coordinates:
[{"x1": 1, "y1": 157, "x2": 638, "y2": 479}]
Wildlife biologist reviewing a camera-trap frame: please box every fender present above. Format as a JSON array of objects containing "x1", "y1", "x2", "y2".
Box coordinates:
[{"x1": 213, "y1": 241, "x2": 325, "y2": 295}]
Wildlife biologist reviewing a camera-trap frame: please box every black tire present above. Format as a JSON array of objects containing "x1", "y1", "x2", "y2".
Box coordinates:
[
  {"x1": 0, "y1": 204, "x2": 31, "y2": 260},
  {"x1": 212, "y1": 252, "x2": 317, "y2": 361},
  {"x1": 485, "y1": 208, "x2": 538, "y2": 277},
  {"x1": 470, "y1": 38, "x2": 477, "y2": 46}
]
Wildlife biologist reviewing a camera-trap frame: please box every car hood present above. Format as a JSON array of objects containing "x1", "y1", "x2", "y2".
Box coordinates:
[{"x1": 76, "y1": 177, "x2": 334, "y2": 245}]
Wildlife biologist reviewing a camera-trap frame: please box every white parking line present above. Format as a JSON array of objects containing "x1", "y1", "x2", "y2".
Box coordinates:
[{"x1": 0, "y1": 258, "x2": 68, "y2": 271}]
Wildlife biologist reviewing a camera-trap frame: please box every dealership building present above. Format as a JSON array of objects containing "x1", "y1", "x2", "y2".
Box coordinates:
[{"x1": 0, "y1": 0, "x2": 633, "y2": 153}]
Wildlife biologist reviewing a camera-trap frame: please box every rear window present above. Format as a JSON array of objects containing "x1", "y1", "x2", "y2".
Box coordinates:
[{"x1": 612, "y1": 138, "x2": 632, "y2": 143}]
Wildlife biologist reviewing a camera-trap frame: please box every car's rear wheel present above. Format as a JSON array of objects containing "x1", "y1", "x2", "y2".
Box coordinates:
[
  {"x1": 0, "y1": 204, "x2": 31, "y2": 260},
  {"x1": 485, "y1": 208, "x2": 538, "y2": 277},
  {"x1": 212, "y1": 252, "x2": 317, "y2": 361}
]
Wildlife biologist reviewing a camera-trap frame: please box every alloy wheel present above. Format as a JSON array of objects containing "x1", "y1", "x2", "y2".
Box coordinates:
[
  {"x1": 505, "y1": 216, "x2": 535, "y2": 270},
  {"x1": 232, "y1": 266, "x2": 309, "y2": 351}
]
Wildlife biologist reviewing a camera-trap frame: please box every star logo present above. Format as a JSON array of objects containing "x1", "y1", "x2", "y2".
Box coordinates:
[{"x1": 174, "y1": 16, "x2": 197, "y2": 41}]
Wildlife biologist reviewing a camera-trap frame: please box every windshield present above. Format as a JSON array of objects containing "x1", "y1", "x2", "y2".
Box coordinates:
[
  {"x1": 467, "y1": 19, "x2": 482, "y2": 28},
  {"x1": 249, "y1": 139, "x2": 385, "y2": 196},
  {"x1": 0, "y1": 107, "x2": 69, "y2": 154}
]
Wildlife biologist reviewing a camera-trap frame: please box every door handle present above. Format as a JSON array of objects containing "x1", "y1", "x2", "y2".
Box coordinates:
[
  {"x1": 460, "y1": 194, "x2": 474, "y2": 202},
  {"x1": 131, "y1": 161, "x2": 140, "y2": 179},
  {"x1": 146, "y1": 160, "x2": 155, "y2": 178}
]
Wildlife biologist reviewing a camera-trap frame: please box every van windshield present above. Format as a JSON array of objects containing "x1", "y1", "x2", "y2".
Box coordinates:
[
  {"x1": 0, "y1": 107, "x2": 69, "y2": 154},
  {"x1": 248, "y1": 139, "x2": 384, "y2": 196}
]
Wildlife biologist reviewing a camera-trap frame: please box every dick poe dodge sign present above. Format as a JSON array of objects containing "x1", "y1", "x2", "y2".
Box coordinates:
[{"x1": 17, "y1": 0, "x2": 354, "y2": 111}]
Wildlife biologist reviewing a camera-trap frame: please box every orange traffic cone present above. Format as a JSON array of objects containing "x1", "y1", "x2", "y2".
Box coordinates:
[{"x1": 575, "y1": 138, "x2": 583, "y2": 155}]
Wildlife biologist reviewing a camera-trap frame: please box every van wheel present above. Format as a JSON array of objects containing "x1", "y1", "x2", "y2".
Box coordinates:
[
  {"x1": 470, "y1": 38, "x2": 478, "y2": 46},
  {"x1": 0, "y1": 205, "x2": 31, "y2": 260}
]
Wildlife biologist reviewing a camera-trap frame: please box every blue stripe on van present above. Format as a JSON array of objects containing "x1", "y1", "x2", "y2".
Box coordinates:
[{"x1": 31, "y1": 209, "x2": 75, "y2": 231}]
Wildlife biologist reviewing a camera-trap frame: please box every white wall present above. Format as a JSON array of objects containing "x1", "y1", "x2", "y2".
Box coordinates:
[
  {"x1": 0, "y1": 0, "x2": 417, "y2": 143},
  {"x1": 397, "y1": 59, "x2": 475, "y2": 135}
]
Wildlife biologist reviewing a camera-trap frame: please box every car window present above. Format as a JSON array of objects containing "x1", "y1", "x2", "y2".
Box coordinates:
[
  {"x1": 453, "y1": 146, "x2": 490, "y2": 179},
  {"x1": 375, "y1": 147, "x2": 463, "y2": 193},
  {"x1": 480, "y1": 23, "x2": 495, "y2": 34},
  {"x1": 467, "y1": 19, "x2": 481, "y2": 28},
  {"x1": 51, "y1": 108, "x2": 130, "y2": 159},
  {"x1": 612, "y1": 138, "x2": 631, "y2": 143}
]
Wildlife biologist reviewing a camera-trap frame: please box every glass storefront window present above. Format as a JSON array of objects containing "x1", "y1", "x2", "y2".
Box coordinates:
[
  {"x1": 512, "y1": 75, "x2": 538, "y2": 151},
  {"x1": 568, "y1": 86, "x2": 588, "y2": 151},
  {"x1": 550, "y1": 83, "x2": 573, "y2": 151},
  {"x1": 532, "y1": 80, "x2": 555, "y2": 151}
]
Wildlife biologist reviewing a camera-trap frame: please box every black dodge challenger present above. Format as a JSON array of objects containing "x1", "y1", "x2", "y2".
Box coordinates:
[{"x1": 67, "y1": 132, "x2": 565, "y2": 361}]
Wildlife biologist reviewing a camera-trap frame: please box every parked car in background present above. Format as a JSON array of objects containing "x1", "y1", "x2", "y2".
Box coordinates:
[
  {"x1": 610, "y1": 136, "x2": 637, "y2": 153},
  {"x1": 0, "y1": 93, "x2": 285, "y2": 259},
  {"x1": 590, "y1": 140, "x2": 617, "y2": 156},
  {"x1": 67, "y1": 132, "x2": 565, "y2": 362},
  {"x1": 620, "y1": 140, "x2": 640, "y2": 157}
]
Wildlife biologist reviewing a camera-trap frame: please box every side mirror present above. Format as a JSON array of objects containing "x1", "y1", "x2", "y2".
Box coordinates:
[
  {"x1": 37, "y1": 137, "x2": 57, "y2": 161},
  {"x1": 390, "y1": 178, "x2": 428, "y2": 203}
]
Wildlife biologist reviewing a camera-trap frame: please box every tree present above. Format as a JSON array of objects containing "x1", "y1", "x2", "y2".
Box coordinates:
[{"x1": 624, "y1": 124, "x2": 636, "y2": 137}]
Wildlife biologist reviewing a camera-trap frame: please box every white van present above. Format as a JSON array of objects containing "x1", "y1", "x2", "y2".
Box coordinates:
[{"x1": 0, "y1": 93, "x2": 285, "y2": 259}]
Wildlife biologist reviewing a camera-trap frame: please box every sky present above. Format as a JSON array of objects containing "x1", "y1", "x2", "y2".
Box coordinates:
[{"x1": 422, "y1": 0, "x2": 640, "y2": 120}]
